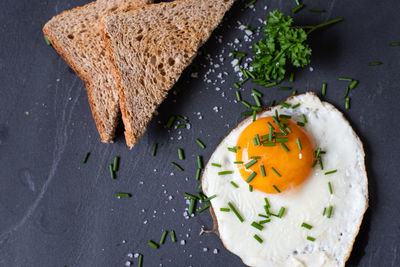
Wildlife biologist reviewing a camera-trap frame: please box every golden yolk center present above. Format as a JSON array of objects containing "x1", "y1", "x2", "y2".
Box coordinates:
[{"x1": 236, "y1": 116, "x2": 315, "y2": 194}]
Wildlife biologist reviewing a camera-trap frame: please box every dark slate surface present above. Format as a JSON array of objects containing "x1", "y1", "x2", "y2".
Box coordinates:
[{"x1": 0, "y1": 0, "x2": 399, "y2": 266}]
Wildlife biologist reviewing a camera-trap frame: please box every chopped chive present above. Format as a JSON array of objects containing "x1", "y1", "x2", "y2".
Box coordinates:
[
  {"x1": 253, "y1": 234, "x2": 263, "y2": 243},
  {"x1": 292, "y1": 103, "x2": 301, "y2": 109},
  {"x1": 211, "y1": 163, "x2": 222, "y2": 168},
  {"x1": 245, "y1": 159, "x2": 257, "y2": 169},
  {"x1": 302, "y1": 114, "x2": 308, "y2": 123},
  {"x1": 276, "y1": 137, "x2": 288, "y2": 143},
  {"x1": 197, "y1": 183, "x2": 202, "y2": 190},
  {"x1": 292, "y1": 4, "x2": 304, "y2": 13},
  {"x1": 152, "y1": 143, "x2": 158, "y2": 156},
  {"x1": 138, "y1": 254, "x2": 143, "y2": 267},
  {"x1": 270, "y1": 100, "x2": 276, "y2": 106},
  {"x1": 160, "y1": 230, "x2": 168, "y2": 244},
  {"x1": 254, "y1": 95, "x2": 262, "y2": 107},
  {"x1": 170, "y1": 162, "x2": 184, "y2": 171},
  {"x1": 307, "y1": 236, "x2": 316, "y2": 242},
  {"x1": 280, "y1": 143, "x2": 290, "y2": 152},
  {"x1": 278, "y1": 207, "x2": 286, "y2": 218},
  {"x1": 166, "y1": 115, "x2": 176, "y2": 128},
  {"x1": 252, "y1": 137, "x2": 258, "y2": 146},
  {"x1": 263, "y1": 82, "x2": 277, "y2": 88},
  {"x1": 310, "y1": 8, "x2": 325, "y2": 12},
  {"x1": 390, "y1": 42, "x2": 400, "y2": 46},
  {"x1": 197, "y1": 155, "x2": 203, "y2": 169},
  {"x1": 197, "y1": 192, "x2": 205, "y2": 201},
  {"x1": 113, "y1": 156, "x2": 119, "y2": 172},
  {"x1": 295, "y1": 0, "x2": 300, "y2": 5},
  {"x1": 369, "y1": 61, "x2": 382, "y2": 66},
  {"x1": 171, "y1": 230, "x2": 177, "y2": 242},
  {"x1": 195, "y1": 168, "x2": 201, "y2": 180},
  {"x1": 176, "y1": 115, "x2": 188, "y2": 122},
  {"x1": 197, "y1": 203, "x2": 211, "y2": 213},
  {"x1": 271, "y1": 167, "x2": 281, "y2": 177},
  {"x1": 220, "y1": 208, "x2": 230, "y2": 212},
  {"x1": 178, "y1": 125, "x2": 186, "y2": 129},
  {"x1": 327, "y1": 205, "x2": 333, "y2": 218},
  {"x1": 81, "y1": 152, "x2": 91, "y2": 164},
  {"x1": 234, "y1": 161, "x2": 243, "y2": 164},
  {"x1": 279, "y1": 127, "x2": 288, "y2": 135},
  {"x1": 345, "y1": 97, "x2": 350, "y2": 109},
  {"x1": 328, "y1": 181, "x2": 333, "y2": 194},
  {"x1": 297, "y1": 121, "x2": 305, "y2": 127},
  {"x1": 315, "y1": 148, "x2": 322, "y2": 158},
  {"x1": 246, "y1": 70, "x2": 256, "y2": 79},
  {"x1": 251, "y1": 156, "x2": 261, "y2": 159},
  {"x1": 319, "y1": 158, "x2": 324, "y2": 170},
  {"x1": 184, "y1": 193, "x2": 198, "y2": 200},
  {"x1": 279, "y1": 114, "x2": 292, "y2": 119},
  {"x1": 264, "y1": 197, "x2": 270, "y2": 207},
  {"x1": 196, "y1": 139, "x2": 206, "y2": 149},
  {"x1": 242, "y1": 111, "x2": 253, "y2": 116},
  {"x1": 278, "y1": 87, "x2": 292, "y2": 91},
  {"x1": 264, "y1": 205, "x2": 271, "y2": 216},
  {"x1": 322, "y1": 83, "x2": 327, "y2": 96},
  {"x1": 218, "y1": 171, "x2": 233, "y2": 175},
  {"x1": 228, "y1": 202, "x2": 244, "y2": 222},
  {"x1": 228, "y1": 146, "x2": 240, "y2": 153},
  {"x1": 292, "y1": 89, "x2": 297, "y2": 95},
  {"x1": 259, "y1": 219, "x2": 271, "y2": 224},
  {"x1": 263, "y1": 142, "x2": 276, "y2": 147},
  {"x1": 344, "y1": 87, "x2": 350, "y2": 98},
  {"x1": 178, "y1": 148, "x2": 185, "y2": 160},
  {"x1": 188, "y1": 199, "x2": 196, "y2": 215},
  {"x1": 323, "y1": 207, "x2": 327, "y2": 216},
  {"x1": 259, "y1": 213, "x2": 268, "y2": 218},
  {"x1": 246, "y1": 171, "x2": 257, "y2": 183},
  {"x1": 273, "y1": 185, "x2": 281, "y2": 193},
  {"x1": 296, "y1": 138, "x2": 302, "y2": 151},
  {"x1": 301, "y1": 222, "x2": 313, "y2": 229},
  {"x1": 44, "y1": 35, "x2": 52, "y2": 46},
  {"x1": 260, "y1": 165, "x2": 266, "y2": 177},
  {"x1": 267, "y1": 121, "x2": 275, "y2": 129},
  {"x1": 252, "y1": 110, "x2": 257, "y2": 122},
  {"x1": 325, "y1": 169, "x2": 337, "y2": 175},
  {"x1": 251, "y1": 105, "x2": 263, "y2": 111},
  {"x1": 289, "y1": 72, "x2": 294, "y2": 82},
  {"x1": 349, "y1": 80, "x2": 358, "y2": 90},
  {"x1": 251, "y1": 88, "x2": 263, "y2": 97},
  {"x1": 116, "y1": 193, "x2": 131, "y2": 198},
  {"x1": 251, "y1": 221, "x2": 264, "y2": 231},
  {"x1": 109, "y1": 164, "x2": 116, "y2": 179},
  {"x1": 234, "y1": 82, "x2": 240, "y2": 88},
  {"x1": 245, "y1": 0, "x2": 257, "y2": 8},
  {"x1": 203, "y1": 194, "x2": 217, "y2": 202},
  {"x1": 231, "y1": 181, "x2": 239, "y2": 188},
  {"x1": 236, "y1": 90, "x2": 242, "y2": 101},
  {"x1": 249, "y1": 184, "x2": 253, "y2": 192},
  {"x1": 338, "y1": 77, "x2": 353, "y2": 81},
  {"x1": 241, "y1": 100, "x2": 251, "y2": 108},
  {"x1": 148, "y1": 240, "x2": 159, "y2": 249}
]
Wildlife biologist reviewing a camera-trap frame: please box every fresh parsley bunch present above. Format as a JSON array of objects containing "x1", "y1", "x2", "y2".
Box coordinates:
[{"x1": 251, "y1": 10, "x2": 312, "y2": 84}]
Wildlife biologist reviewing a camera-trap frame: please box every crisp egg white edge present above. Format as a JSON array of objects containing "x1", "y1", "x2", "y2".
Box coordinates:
[{"x1": 202, "y1": 92, "x2": 369, "y2": 267}]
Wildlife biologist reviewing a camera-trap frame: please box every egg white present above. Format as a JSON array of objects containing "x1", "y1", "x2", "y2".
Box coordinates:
[{"x1": 202, "y1": 93, "x2": 368, "y2": 267}]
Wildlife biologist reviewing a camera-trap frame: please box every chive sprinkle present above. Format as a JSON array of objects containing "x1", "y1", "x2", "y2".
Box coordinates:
[
  {"x1": 197, "y1": 155, "x2": 203, "y2": 169},
  {"x1": 166, "y1": 115, "x2": 176, "y2": 128},
  {"x1": 390, "y1": 42, "x2": 400, "y2": 46},
  {"x1": 259, "y1": 219, "x2": 271, "y2": 224},
  {"x1": 245, "y1": 159, "x2": 257, "y2": 169},
  {"x1": 177, "y1": 115, "x2": 188, "y2": 122},
  {"x1": 301, "y1": 222, "x2": 313, "y2": 229},
  {"x1": 234, "y1": 161, "x2": 243, "y2": 164},
  {"x1": 270, "y1": 100, "x2": 276, "y2": 106},
  {"x1": 345, "y1": 97, "x2": 350, "y2": 109},
  {"x1": 234, "y1": 82, "x2": 240, "y2": 88},
  {"x1": 178, "y1": 125, "x2": 186, "y2": 129},
  {"x1": 82, "y1": 152, "x2": 90, "y2": 164},
  {"x1": 310, "y1": 8, "x2": 325, "y2": 12},
  {"x1": 178, "y1": 148, "x2": 185, "y2": 160},
  {"x1": 244, "y1": 0, "x2": 257, "y2": 8},
  {"x1": 249, "y1": 185, "x2": 253, "y2": 192},
  {"x1": 251, "y1": 105, "x2": 262, "y2": 111},
  {"x1": 196, "y1": 192, "x2": 205, "y2": 201},
  {"x1": 170, "y1": 162, "x2": 184, "y2": 171},
  {"x1": 44, "y1": 35, "x2": 52, "y2": 46},
  {"x1": 325, "y1": 169, "x2": 337, "y2": 175},
  {"x1": 292, "y1": 4, "x2": 304, "y2": 13},
  {"x1": 252, "y1": 88, "x2": 263, "y2": 97},
  {"x1": 273, "y1": 185, "x2": 281, "y2": 193},
  {"x1": 338, "y1": 77, "x2": 352, "y2": 81},
  {"x1": 327, "y1": 205, "x2": 333, "y2": 218},
  {"x1": 263, "y1": 142, "x2": 276, "y2": 147},
  {"x1": 296, "y1": 138, "x2": 302, "y2": 151},
  {"x1": 264, "y1": 197, "x2": 270, "y2": 208},
  {"x1": 292, "y1": 103, "x2": 301, "y2": 109},
  {"x1": 116, "y1": 193, "x2": 131, "y2": 198},
  {"x1": 220, "y1": 208, "x2": 230, "y2": 212},
  {"x1": 195, "y1": 168, "x2": 201, "y2": 180},
  {"x1": 138, "y1": 254, "x2": 143, "y2": 267},
  {"x1": 196, "y1": 138, "x2": 206, "y2": 149},
  {"x1": 315, "y1": 148, "x2": 322, "y2": 158},
  {"x1": 218, "y1": 171, "x2": 233, "y2": 175},
  {"x1": 197, "y1": 203, "x2": 211, "y2": 213},
  {"x1": 271, "y1": 167, "x2": 281, "y2": 177},
  {"x1": 109, "y1": 164, "x2": 115, "y2": 179},
  {"x1": 236, "y1": 90, "x2": 242, "y2": 101},
  {"x1": 369, "y1": 61, "x2": 382, "y2": 66},
  {"x1": 246, "y1": 171, "x2": 257, "y2": 183},
  {"x1": 253, "y1": 234, "x2": 263, "y2": 243},
  {"x1": 251, "y1": 156, "x2": 261, "y2": 159},
  {"x1": 276, "y1": 137, "x2": 288, "y2": 143},
  {"x1": 254, "y1": 95, "x2": 262, "y2": 107},
  {"x1": 279, "y1": 86, "x2": 292, "y2": 90},
  {"x1": 260, "y1": 165, "x2": 266, "y2": 177},
  {"x1": 302, "y1": 114, "x2": 308, "y2": 123},
  {"x1": 328, "y1": 181, "x2": 333, "y2": 194},
  {"x1": 148, "y1": 240, "x2": 159, "y2": 249},
  {"x1": 184, "y1": 193, "x2": 198, "y2": 200},
  {"x1": 251, "y1": 221, "x2": 264, "y2": 231},
  {"x1": 319, "y1": 158, "x2": 324, "y2": 170},
  {"x1": 241, "y1": 100, "x2": 251, "y2": 108},
  {"x1": 297, "y1": 121, "x2": 305, "y2": 127},
  {"x1": 203, "y1": 194, "x2": 217, "y2": 202},
  {"x1": 228, "y1": 202, "x2": 244, "y2": 222},
  {"x1": 252, "y1": 111, "x2": 257, "y2": 122},
  {"x1": 322, "y1": 83, "x2": 327, "y2": 96},
  {"x1": 307, "y1": 236, "x2": 316, "y2": 242},
  {"x1": 344, "y1": 87, "x2": 350, "y2": 98},
  {"x1": 289, "y1": 72, "x2": 294, "y2": 82},
  {"x1": 279, "y1": 114, "x2": 292, "y2": 119},
  {"x1": 292, "y1": 89, "x2": 297, "y2": 95},
  {"x1": 228, "y1": 146, "x2": 240, "y2": 153},
  {"x1": 152, "y1": 143, "x2": 158, "y2": 156},
  {"x1": 211, "y1": 163, "x2": 222, "y2": 168},
  {"x1": 242, "y1": 111, "x2": 253, "y2": 116},
  {"x1": 323, "y1": 207, "x2": 327, "y2": 216},
  {"x1": 259, "y1": 214, "x2": 268, "y2": 218},
  {"x1": 188, "y1": 199, "x2": 196, "y2": 215},
  {"x1": 160, "y1": 230, "x2": 168, "y2": 244},
  {"x1": 280, "y1": 143, "x2": 290, "y2": 152},
  {"x1": 349, "y1": 80, "x2": 358, "y2": 90},
  {"x1": 113, "y1": 156, "x2": 119, "y2": 172},
  {"x1": 171, "y1": 230, "x2": 177, "y2": 242}
]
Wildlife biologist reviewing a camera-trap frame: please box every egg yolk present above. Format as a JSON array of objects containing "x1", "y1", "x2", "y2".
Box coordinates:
[{"x1": 236, "y1": 116, "x2": 315, "y2": 194}]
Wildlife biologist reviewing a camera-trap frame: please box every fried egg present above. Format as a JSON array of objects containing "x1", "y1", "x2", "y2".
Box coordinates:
[{"x1": 202, "y1": 93, "x2": 368, "y2": 267}]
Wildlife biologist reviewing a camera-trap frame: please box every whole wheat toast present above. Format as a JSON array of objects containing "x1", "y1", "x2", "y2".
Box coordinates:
[
  {"x1": 102, "y1": 0, "x2": 236, "y2": 148},
  {"x1": 43, "y1": 0, "x2": 152, "y2": 143}
]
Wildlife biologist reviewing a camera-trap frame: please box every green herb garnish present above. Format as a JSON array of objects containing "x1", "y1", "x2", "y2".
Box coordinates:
[
  {"x1": 160, "y1": 230, "x2": 168, "y2": 244},
  {"x1": 196, "y1": 138, "x2": 206, "y2": 149},
  {"x1": 253, "y1": 234, "x2": 263, "y2": 243},
  {"x1": 148, "y1": 240, "x2": 159, "y2": 249},
  {"x1": 301, "y1": 222, "x2": 313, "y2": 229},
  {"x1": 251, "y1": 221, "x2": 264, "y2": 231},
  {"x1": 171, "y1": 230, "x2": 176, "y2": 242},
  {"x1": 82, "y1": 152, "x2": 90, "y2": 164},
  {"x1": 152, "y1": 143, "x2": 158, "y2": 156},
  {"x1": 178, "y1": 148, "x2": 185, "y2": 160},
  {"x1": 228, "y1": 202, "x2": 244, "y2": 222},
  {"x1": 170, "y1": 162, "x2": 184, "y2": 171},
  {"x1": 307, "y1": 236, "x2": 316, "y2": 242},
  {"x1": 218, "y1": 171, "x2": 233, "y2": 175}
]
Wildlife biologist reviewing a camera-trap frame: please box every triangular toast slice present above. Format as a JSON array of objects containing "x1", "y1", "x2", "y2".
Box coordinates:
[
  {"x1": 43, "y1": 0, "x2": 152, "y2": 143},
  {"x1": 102, "y1": 0, "x2": 235, "y2": 147}
]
